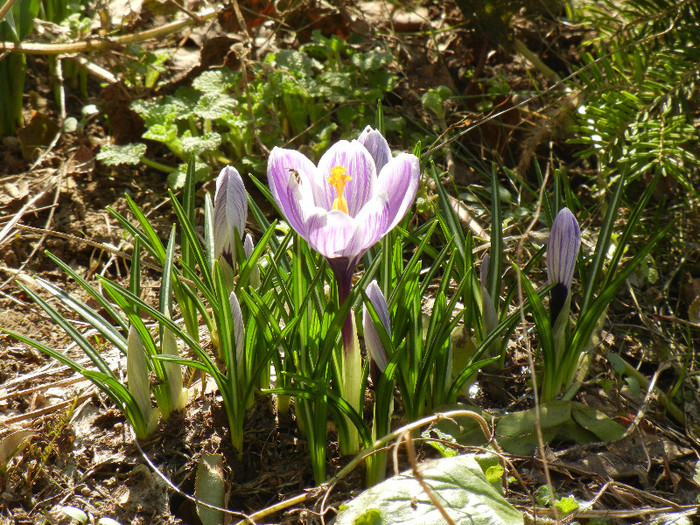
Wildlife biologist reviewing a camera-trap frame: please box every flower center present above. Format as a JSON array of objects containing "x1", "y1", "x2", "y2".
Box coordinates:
[{"x1": 327, "y1": 166, "x2": 352, "y2": 214}]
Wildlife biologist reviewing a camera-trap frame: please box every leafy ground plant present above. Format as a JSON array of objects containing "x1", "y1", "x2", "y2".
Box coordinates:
[{"x1": 98, "y1": 31, "x2": 397, "y2": 188}]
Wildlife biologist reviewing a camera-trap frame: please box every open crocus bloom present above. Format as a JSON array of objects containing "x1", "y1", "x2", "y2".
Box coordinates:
[
  {"x1": 268, "y1": 130, "x2": 418, "y2": 456},
  {"x1": 267, "y1": 130, "x2": 420, "y2": 294}
]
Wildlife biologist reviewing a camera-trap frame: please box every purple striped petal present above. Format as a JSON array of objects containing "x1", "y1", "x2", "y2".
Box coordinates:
[
  {"x1": 358, "y1": 126, "x2": 392, "y2": 172},
  {"x1": 214, "y1": 166, "x2": 248, "y2": 265},
  {"x1": 349, "y1": 194, "x2": 391, "y2": 254},
  {"x1": 317, "y1": 140, "x2": 376, "y2": 217},
  {"x1": 305, "y1": 210, "x2": 358, "y2": 260},
  {"x1": 304, "y1": 195, "x2": 389, "y2": 262},
  {"x1": 268, "y1": 147, "x2": 319, "y2": 235},
  {"x1": 547, "y1": 207, "x2": 581, "y2": 290},
  {"x1": 375, "y1": 152, "x2": 420, "y2": 230}
]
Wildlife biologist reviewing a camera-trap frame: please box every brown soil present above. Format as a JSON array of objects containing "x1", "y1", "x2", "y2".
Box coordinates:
[{"x1": 1, "y1": 1, "x2": 699, "y2": 524}]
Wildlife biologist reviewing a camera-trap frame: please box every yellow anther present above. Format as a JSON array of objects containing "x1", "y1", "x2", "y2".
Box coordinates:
[{"x1": 328, "y1": 166, "x2": 352, "y2": 214}]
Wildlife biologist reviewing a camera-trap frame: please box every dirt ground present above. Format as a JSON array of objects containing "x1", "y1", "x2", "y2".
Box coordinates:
[{"x1": 1, "y1": 1, "x2": 699, "y2": 524}]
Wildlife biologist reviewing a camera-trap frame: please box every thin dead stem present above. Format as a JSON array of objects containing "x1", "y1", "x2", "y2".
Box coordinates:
[
  {"x1": 0, "y1": 0, "x2": 19, "y2": 22},
  {"x1": 0, "y1": 174, "x2": 62, "y2": 290},
  {"x1": 514, "y1": 152, "x2": 558, "y2": 524},
  {"x1": 402, "y1": 430, "x2": 457, "y2": 525},
  {"x1": 0, "y1": 7, "x2": 217, "y2": 54},
  {"x1": 132, "y1": 430, "x2": 258, "y2": 524}
]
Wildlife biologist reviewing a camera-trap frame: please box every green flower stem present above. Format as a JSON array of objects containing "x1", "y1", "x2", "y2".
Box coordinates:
[
  {"x1": 561, "y1": 305, "x2": 608, "y2": 402},
  {"x1": 513, "y1": 38, "x2": 560, "y2": 83},
  {"x1": 365, "y1": 394, "x2": 393, "y2": 486},
  {"x1": 339, "y1": 314, "x2": 361, "y2": 455},
  {"x1": 607, "y1": 353, "x2": 685, "y2": 425},
  {"x1": 328, "y1": 409, "x2": 500, "y2": 489},
  {"x1": 141, "y1": 156, "x2": 176, "y2": 173}
]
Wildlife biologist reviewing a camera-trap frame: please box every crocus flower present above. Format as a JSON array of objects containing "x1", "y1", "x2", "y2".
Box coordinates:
[
  {"x1": 362, "y1": 279, "x2": 394, "y2": 485},
  {"x1": 362, "y1": 280, "x2": 391, "y2": 372},
  {"x1": 268, "y1": 130, "x2": 418, "y2": 455},
  {"x1": 547, "y1": 207, "x2": 581, "y2": 322},
  {"x1": 267, "y1": 131, "x2": 420, "y2": 318},
  {"x1": 214, "y1": 166, "x2": 248, "y2": 271}
]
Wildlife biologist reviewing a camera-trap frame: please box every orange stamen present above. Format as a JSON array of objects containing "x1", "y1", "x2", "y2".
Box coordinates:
[{"x1": 327, "y1": 166, "x2": 352, "y2": 214}]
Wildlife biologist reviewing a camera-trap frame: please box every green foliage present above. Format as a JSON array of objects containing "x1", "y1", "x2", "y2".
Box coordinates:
[
  {"x1": 0, "y1": 0, "x2": 92, "y2": 137},
  {"x1": 495, "y1": 401, "x2": 625, "y2": 455},
  {"x1": 0, "y1": 0, "x2": 41, "y2": 137},
  {"x1": 427, "y1": 400, "x2": 625, "y2": 456},
  {"x1": 122, "y1": 45, "x2": 170, "y2": 89},
  {"x1": 105, "y1": 31, "x2": 398, "y2": 187},
  {"x1": 570, "y1": 0, "x2": 699, "y2": 196},
  {"x1": 97, "y1": 143, "x2": 147, "y2": 165},
  {"x1": 335, "y1": 454, "x2": 523, "y2": 525}
]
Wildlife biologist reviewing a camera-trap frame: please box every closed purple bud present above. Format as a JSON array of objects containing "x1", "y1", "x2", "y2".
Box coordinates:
[
  {"x1": 547, "y1": 207, "x2": 580, "y2": 291},
  {"x1": 229, "y1": 291, "x2": 245, "y2": 367},
  {"x1": 214, "y1": 166, "x2": 248, "y2": 267},
  {"x1": 547, "y1": 207, "x2": 581, "y2": 323},
  {"x1": 480, "y1": 253, "x2": 490, "y2": 287},
  {"x1": 362, "y1": 280, "x2": 391, "y2": 372},
  {"x1": 358, "y1": 126, "x2": 392, "y2": 172}
]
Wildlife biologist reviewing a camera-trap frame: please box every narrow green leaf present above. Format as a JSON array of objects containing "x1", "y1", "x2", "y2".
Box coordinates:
[
  {"x1": 15, "y1": 282, "x2": 115, "y2": 378},
  {"x1": 45, "y1": 251, "x2": 128, "y2": 332},
  {"x1": 488, "y1": 165, "x2": 502, "y2": 308},
  {"x1": 34, "y1": 277, "x2": 127, "y2": 353}
]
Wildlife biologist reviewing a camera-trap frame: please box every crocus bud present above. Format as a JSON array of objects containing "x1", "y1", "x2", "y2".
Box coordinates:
[
  {"x1": 127, "y1": 325, "x2": 159, "y2": 437},
  {"x1": 243, "y1": 233, "x2": 261, "y2": 288},
  {"x1": 243, "y1": 233, "x2": 255, "y2": 259},
  {"x1": 547, "y1": 207, "x2": 581, "y2": 289},
  {"x1": 480, "y1": 253, "x2": 490, "y2": 287},
  {"x1": 214, "y1": 166, "x2": 248, "y2": 270},
  {"x1": 161, "y1": 322, "x2": 188, "y2": 415},
  {"x1": 358, "y1": 126, "x2": 392, "y2": 172},
  {"x1": 547, "y1": 207, "x2": 581, "y2": 322},
  {"x1": 229, "y1": 291, "x2": 245, "y2": 368},
  {"x1": 362, "y1": 280, "x2": 391, "y2": 372}
]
